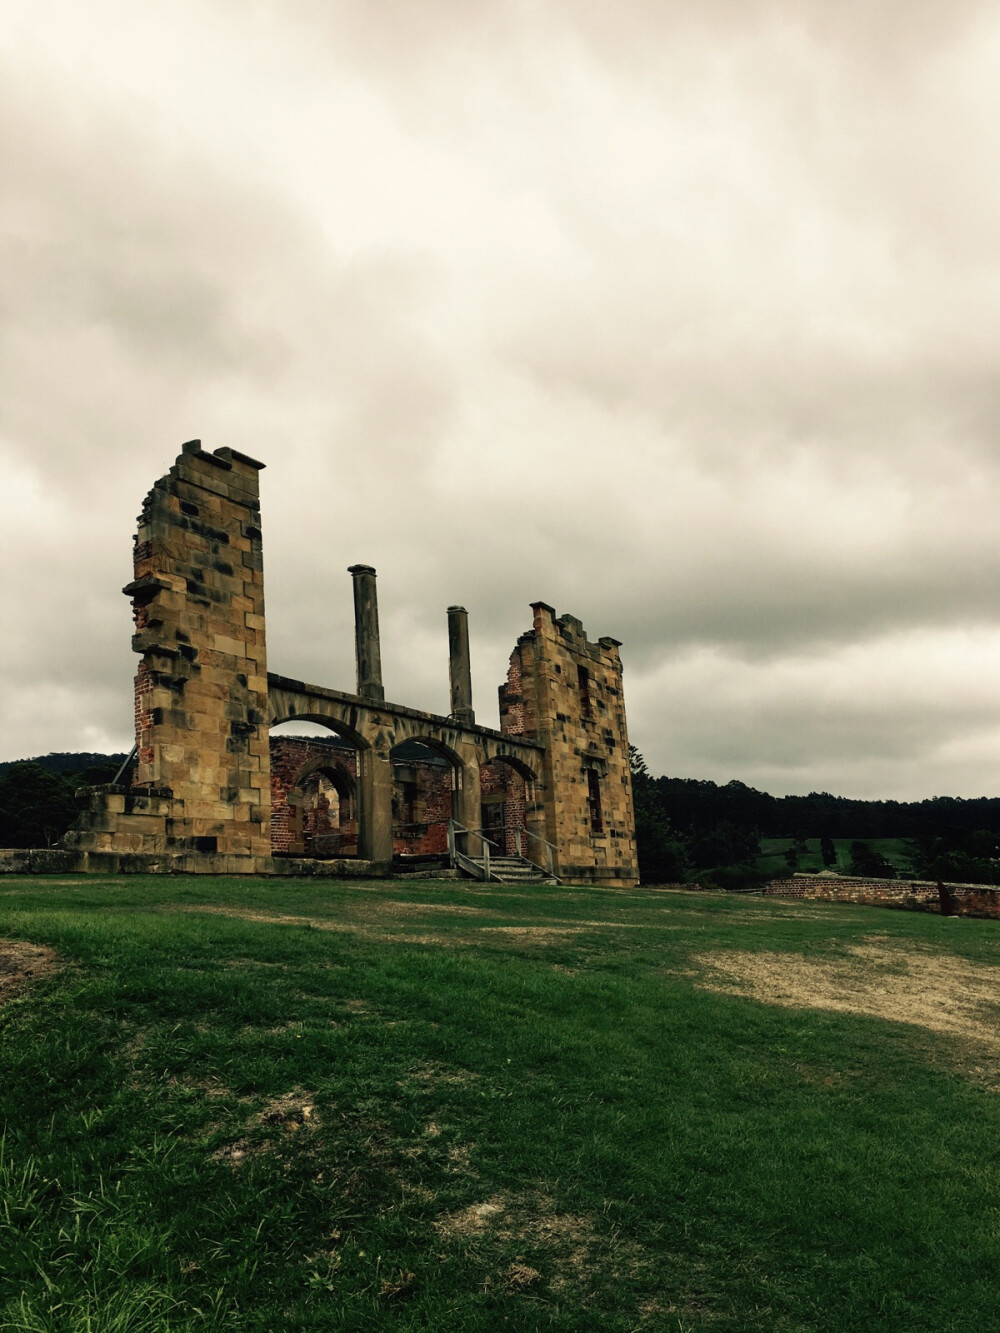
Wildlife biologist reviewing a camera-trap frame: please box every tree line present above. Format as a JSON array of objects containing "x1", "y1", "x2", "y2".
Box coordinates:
[
  {"x1": 629, "y1": 749, "x2": 1000, "y2": 888},
  {"x1": 3, "y1": 750, "x2": 999, "y2": 889},
  {"x1": 0, "y1": 755, "x2": 126, "y2": 848}
]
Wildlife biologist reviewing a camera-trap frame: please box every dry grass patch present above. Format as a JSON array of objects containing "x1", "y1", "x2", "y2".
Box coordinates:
[
  {"x1": 434, "y1": 1189, "x2": 646, "y2": 1298},
  {"x1": 166, "y1": 904, "x2": 354, "y2": 932},
  {"x1": 404, "y1": 1059, "x2": 480, "y2": 1088},
  {"x1": 477, "y1": 925, "x2": 586, "y2": 945},
  {"x1": 0, "y1": 940, "x2": 58, "y2": 1007},
  {"x1": 697, "y1": 940, "x2": 1000, "y2": 1052}
]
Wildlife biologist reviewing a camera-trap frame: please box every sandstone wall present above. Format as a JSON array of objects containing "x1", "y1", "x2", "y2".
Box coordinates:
[
  {"x1": 61, "y1": 442, "x2": 271, "y2": 872},
  {"x1": 499, "y1": 602, "x2": 637, "y2": 886}
]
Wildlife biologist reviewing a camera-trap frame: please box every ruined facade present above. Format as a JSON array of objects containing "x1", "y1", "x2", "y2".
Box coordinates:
[
  {"x1": 500, "y1": 607, "x2": 635, "y2": 884},
  {"x1": 62, "y1": 443, "x2": 638, "y2": 885}
]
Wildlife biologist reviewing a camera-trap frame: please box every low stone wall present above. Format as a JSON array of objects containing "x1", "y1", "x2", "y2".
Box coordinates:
[
  {"x1": 0, "y1": 847, "x2": 386, "y2": 877},
  {"x1": 762, "y1": 875, "x2": 1000, "y2": 920}
]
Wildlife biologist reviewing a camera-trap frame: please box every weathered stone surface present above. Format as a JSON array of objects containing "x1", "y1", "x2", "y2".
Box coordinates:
[
  {"x1": 62, "y1": 444, "x2": 271, "y2": 867},
  {"x1": 499, "y1": 604, "x2": 638, "y2": 887},
  {"x1": 763, "y1": 874, "x2": 1000, "y2": 920}
]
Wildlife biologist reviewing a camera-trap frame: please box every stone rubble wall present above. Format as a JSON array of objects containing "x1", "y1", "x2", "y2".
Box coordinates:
[{"x1": 762, "y1": 875, "x2": 1000, "y2": 920}]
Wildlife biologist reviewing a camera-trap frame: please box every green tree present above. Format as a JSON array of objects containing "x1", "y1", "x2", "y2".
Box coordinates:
[
  {"x1": 629, "y1": 748, "x2": 688, "y2": 884},
  {"x1": 0, "y1": 763, "x2": 79, "y2": 848},
  {"x1": 848, "y1": 840, "x2": 896, "y2": 879},
  {"x1": 820, "y1": 834, "x2": 837, "y2": 868},
  {"x1": 689, "y1": 821, "x2": 760, "y2": 870}
]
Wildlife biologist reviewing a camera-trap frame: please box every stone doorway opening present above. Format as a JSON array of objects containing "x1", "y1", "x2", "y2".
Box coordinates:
[
  {"x1": 270, "y1": 724, "x2": 361, "y2": 859},
  {"x1": 479, "y1": 756, "x2": 530, "y2": 858},
  {"x1": 390, "y1": 739, "x2": 458, "y2": 860}
]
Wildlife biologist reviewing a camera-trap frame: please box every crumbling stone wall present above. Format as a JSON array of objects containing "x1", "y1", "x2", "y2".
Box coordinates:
[
  {"x1": 499, "y1": 602, "x2": 637, "y2": 886},
  {"x1": 63, "y1": 442, "x2": 271, "y2": 871},
  {"x1": 270, "y1": 734, "x2": 455, "y2": 858},
  {"x1": 763, "y1": 875, "x2": 1000, "y2": 920}
]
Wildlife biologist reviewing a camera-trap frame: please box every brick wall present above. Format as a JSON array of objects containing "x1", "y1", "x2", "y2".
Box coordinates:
[
  {"x1": 480, "y1": 759, "x2": 527, "y2": 856},
  {"x1": 269, "y1": 735, "x2": 455, "y2": 859},
  {"x1": 763, "y1": 875, "x2": 1000, "y2": 920}
]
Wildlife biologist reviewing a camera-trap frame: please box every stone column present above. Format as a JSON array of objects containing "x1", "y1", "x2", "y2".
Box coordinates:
[
  {"x1": 348, "y1": 565, "x2": 385, "y2": 702},
  {"x1": 452, "y1": 741, "x2": 482, "y2": 857},
  {"x1": 357, "y1": 745, "x2": 394, "y2": 868},
  {"x1": 447, "y1": 605, "x2": 475, "y2": 725}
]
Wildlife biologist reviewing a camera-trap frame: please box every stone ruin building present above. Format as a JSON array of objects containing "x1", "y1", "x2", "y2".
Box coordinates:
[{"x1": 59, "y1": 442, "x2": 638, "y2": 886}]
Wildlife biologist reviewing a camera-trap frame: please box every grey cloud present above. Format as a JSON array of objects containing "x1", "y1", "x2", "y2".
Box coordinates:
[{"x1": 3, "y1": 0, "x2": 1000, "y2": 804}]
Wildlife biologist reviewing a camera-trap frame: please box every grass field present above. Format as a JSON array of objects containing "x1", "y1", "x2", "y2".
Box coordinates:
[
  {"x1": 755, "y1": 838, "x2": 916, "y2": 878},
  {"x1": 1, "y1": 876, "x2": 999, "y2": 1331}
]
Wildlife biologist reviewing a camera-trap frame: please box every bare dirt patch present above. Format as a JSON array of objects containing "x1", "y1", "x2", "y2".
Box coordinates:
[
  {"x1": 256, "y1": 1090, "x2": 319, "y2": 1130},
  {"x1": 0, "y1": 940, "x2": 58, "y2": 1007},
  {"x1": 211, "y1": 1090, "x2": 319, "y2": 1167},
  {"x1": 697, "y1": 942, "x2": 1000, "y2": 1051},
  {"x1": 434, "y1": 1188, "x2": 646, "y2": 1291}
]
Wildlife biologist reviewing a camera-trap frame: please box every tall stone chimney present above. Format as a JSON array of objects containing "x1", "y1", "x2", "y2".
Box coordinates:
[{"x1": 348, "y1": 564, "x2": 385, "y2": 702}]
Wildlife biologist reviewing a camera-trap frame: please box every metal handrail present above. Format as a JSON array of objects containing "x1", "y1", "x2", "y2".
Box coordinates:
[
  {"x1": 447, "y1": 819, "x2": 502, "y2": 880},
  {"x1": 447, "y1": 819, "x2": 560, "y2": 884},
  {"x1": 509, "y1": 825, "x2": 558, "y2": 877}
]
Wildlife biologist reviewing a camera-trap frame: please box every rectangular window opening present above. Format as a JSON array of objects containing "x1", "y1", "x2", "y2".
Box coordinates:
[
  {"x1": 577, "y1": 665, "x2": 593, "y2": 719},
  {"x1": 587, "y1": 768, "x2": 603, "y2": 833}
]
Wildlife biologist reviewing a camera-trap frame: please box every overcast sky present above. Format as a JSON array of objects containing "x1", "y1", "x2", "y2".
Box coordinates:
[{"x1": 3, "y1": 0, "x2": 1000, "y2": 800}]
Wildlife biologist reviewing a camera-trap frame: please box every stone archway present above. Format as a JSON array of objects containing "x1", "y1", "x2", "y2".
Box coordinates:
[{"x1": 272, "y1": 748, "x2": 359, "y2": 859}]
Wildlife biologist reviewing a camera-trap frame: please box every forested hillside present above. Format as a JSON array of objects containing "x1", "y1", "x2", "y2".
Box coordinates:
[
  {"x1": 629, "y1": 750, "x2": 1000, "y2": 888},
  {"x1": 0, "y1": 754, "x2": 126, "y2": 848}
]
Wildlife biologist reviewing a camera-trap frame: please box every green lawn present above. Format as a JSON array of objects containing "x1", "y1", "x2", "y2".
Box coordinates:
[
  {"x1": 756, "y1": 837, "x2": 916, "y2": 877},
  {"x1": 1, "y1": 876, "x2": 999, "y2": 1331}
]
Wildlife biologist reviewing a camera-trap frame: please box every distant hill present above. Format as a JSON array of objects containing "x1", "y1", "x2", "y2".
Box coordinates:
[{"x1": 0, "y1": 752, "x2": 129, "y2": 779}]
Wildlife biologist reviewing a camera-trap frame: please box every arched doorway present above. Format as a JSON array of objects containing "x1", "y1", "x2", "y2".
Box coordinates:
[
  {"x1": 269, "y1": 720, "x2": 363, "y2": 859},
  {"x1": 389, "y1": 737, "x2": 460, "y2": 860},
  {"x1": 479, "y1": 756, "x2": 531, "y2": 856}
]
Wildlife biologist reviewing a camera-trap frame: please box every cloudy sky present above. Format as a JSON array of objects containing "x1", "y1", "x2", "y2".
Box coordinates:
[{"x1": 3, "y1": 0, "x2": 1000, "y2": 800}]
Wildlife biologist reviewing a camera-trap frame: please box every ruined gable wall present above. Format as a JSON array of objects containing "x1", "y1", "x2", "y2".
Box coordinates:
[
  {"x1": 62, "y1": 442, "x2": 271, "y2": 870},
  {"x1": 499, "y1": 603, "x2": 637, "y2": 886}
]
